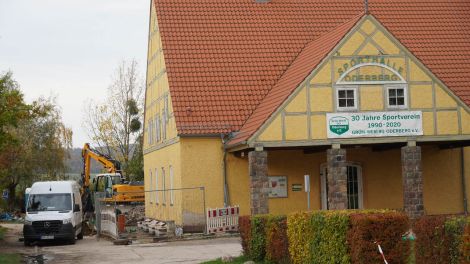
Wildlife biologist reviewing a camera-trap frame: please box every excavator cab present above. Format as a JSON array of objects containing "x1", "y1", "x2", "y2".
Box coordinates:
[{"x1": 94, "y1": 173, "x2": 121, "y2": 198}]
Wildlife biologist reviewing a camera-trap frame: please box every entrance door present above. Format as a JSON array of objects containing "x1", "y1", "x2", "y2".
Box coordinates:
[{"x1": 321, "y1": 163, "x2": 363, "y2": 210}]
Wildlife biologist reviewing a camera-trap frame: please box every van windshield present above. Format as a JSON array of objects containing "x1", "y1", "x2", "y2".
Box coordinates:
[{"x1": 27, "y1": 193, "x2": 72, "y2": 212}]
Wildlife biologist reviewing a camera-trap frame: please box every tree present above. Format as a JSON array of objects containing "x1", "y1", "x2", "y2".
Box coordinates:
[
  {"x1": 0, "y1": 72, "x2": 72, "y2": 210},
  {"x1": 0, "y1": 72, "x2": 31, "y2": 151},
  {"x1": 0, "y1": 97, "x2": 72, "y2": 210},
  {"x1": 83, "y1": 59, "x2": 144, "y2": 180},
  {"x1": 127, "y1": 134, "x2": 144, "y2": 181}
]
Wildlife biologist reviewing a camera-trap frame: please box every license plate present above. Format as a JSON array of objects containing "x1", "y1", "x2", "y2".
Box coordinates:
[{"x1": 40, "y1": 235, "x2": 54, "y2": 240}]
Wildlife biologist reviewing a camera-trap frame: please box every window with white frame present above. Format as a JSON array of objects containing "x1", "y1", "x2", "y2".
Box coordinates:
[
  {"x1": 162, "y1": 167, "x2": 166, "y2": 205},
  {"x1": 164, "y1": 95, "x2": 169, "y2": 121},
  {"x1": 336, "y1": 87, "x2": 357, "y2": 111},
  {"x1": 155, "y1": 168, "x2": 159, "y2": 204},
  {"x1": 386, "y1": 85, "x2": 407, "y2": 108},
  {"x1": 162, "y1": 112, "x2": 167, "y2": 140},
  {"x1": 147, "y1": 119, "x2": 153, "y2": 145},
  {"x1": 149, "y1": 169, "x2": 153, "y2": 204},
  {"x1": 155, "y1": 116, "x2": 161, "y2": 142},
  {"x1": 169, "y1": 166, "x2": 174, "y2": 205}
]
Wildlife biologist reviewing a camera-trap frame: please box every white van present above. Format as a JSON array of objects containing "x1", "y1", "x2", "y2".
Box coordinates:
[{"x1": 23, "y1": 181, "x2": 83, "y2": 245}]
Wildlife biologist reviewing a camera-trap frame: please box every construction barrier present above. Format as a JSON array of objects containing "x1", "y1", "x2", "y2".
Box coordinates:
[
  {"x1": 100, "y1": 205, "x2": 118, "y2": 239},
  {"x1": 206, "y1": 206, "x2": 239, "y2": 234}
]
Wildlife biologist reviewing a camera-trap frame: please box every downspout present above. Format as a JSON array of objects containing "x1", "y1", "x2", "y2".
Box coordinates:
[
  {"x1": 221, "y1": 134, "x2": 230, "y2": 207},
  {"x1": 461, "y1": 147, "x2": 468, "y2": 216}
]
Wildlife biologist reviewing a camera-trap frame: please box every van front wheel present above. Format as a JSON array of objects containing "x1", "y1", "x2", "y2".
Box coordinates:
[
  {"x1": 68, "y1": 235, "x2": 76, "y2": 245},
  {"x1": 77, "y1": 230, "x2": 83, "y2": 240},
  {"x1": 23, "y1": 239, "x2": 31, "y2": 246}
]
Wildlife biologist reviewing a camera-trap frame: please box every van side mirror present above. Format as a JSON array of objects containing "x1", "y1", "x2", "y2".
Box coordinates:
[{"x1": 74, "y1": 204, "x2": 81, "y2": 212}]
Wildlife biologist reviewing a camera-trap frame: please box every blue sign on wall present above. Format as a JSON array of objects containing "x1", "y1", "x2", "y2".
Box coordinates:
[{"x1": 2, "y1": 189, "x2": 9, "y2": 200}]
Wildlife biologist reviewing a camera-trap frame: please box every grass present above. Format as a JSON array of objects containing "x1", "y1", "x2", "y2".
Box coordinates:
[
  {"x1": 0, "y1": 254, "x2": 21, "y2": 264},
  {"x1": 0, "y1": 226, "x2": 21, "y2": 264},
  {"x1": 200, "y1": 255, "x2": 257, "y2": 264}
]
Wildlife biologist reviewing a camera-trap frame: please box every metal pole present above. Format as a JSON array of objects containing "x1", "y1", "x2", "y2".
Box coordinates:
[
  {"x1": 461, "y1": 148, "x2": 468, "y2": 216},
  {"x1": 307, "y1": 190, "x2": 311, "y2": 211},
  {"x1": 202, "y1": 187, "x2": 207, "y2": 234}
]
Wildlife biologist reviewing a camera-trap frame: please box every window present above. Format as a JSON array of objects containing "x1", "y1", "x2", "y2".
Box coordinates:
[
  {"x1": 162, "y1": 167, "x2": 166, "y2": 205},
  {"x1": 147, "y1": 119, "x2": 153, "y2": 145},
  {"x1": 155, "y1": 116, "x2": 160, "y2": 142},
  {"x1": 149, "y1": 169, "x2": 153, "y2": 203},
  {"x1": 155, "y1": 168, "x2": 159, "y2": 204},
  {"x1": 162, "y1": 112, "x2": 167, "y2": 140},
  {"x1": 320, "y1": 163, "x2": 363, "y2": 210},
  {"x1": 164, "y1": 95, "x2": 169, "y2": 121},
  {"x1": 387, "y1": 85, "x2": 407, "y2": 108},
  {"x1": 336, "y1": 87, "x2": 357, "y2": 111},
  {"x1": 169, "y1": 166, "x2": 174, "y2": 205}
]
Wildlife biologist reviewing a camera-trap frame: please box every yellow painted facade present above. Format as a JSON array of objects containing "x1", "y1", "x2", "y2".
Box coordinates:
[
  {"x1": 144, "y1": 13, "x2": 470, "y2": 224},
  {"x1": 227, "y1": 146, "x2": 470, "y2": 216},
  {"x1": 144, "y1": 1, "x2": 185, "y2": 224},
  {"x1": 231, "y1": 16, "x2": 470, "y2": 216},
  {"x1": 253, "y1": 17, "x2": 470, "y2": 143}
]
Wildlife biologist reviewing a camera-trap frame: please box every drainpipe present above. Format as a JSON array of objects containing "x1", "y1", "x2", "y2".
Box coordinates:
[
  {"x1": 461, "y1": 147, "x2": 468, "y2": 216},
  {"x1": 221, "y1": 134, "x2": 230, "y2": 207}
]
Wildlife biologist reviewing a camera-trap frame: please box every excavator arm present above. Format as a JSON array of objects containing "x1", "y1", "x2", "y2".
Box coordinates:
[
  {"x1": 81, "y1": 143, "x2": 121, "y2": 188},
  {"x1": 81, "y1": 143, "x2": 123, "y2": 213}
]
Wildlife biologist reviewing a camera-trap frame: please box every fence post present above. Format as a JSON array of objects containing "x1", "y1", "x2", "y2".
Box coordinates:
[
  {"x1": 201, "y1": 186, "x2": 207, "y2": 234},
  {"x1": 94, "y1": 193, "x2": 101, "y2": 241}
]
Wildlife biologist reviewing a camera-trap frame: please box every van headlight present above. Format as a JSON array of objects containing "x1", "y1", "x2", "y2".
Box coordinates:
[
  {"x1": 24, "y1": 220, "x2": 32, "y2": 226},
  {"x1": 63, "y1": 218, "x2": 72, "y2": 224}
]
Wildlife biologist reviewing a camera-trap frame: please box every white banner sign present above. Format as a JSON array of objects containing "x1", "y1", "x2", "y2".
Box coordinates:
[{"x1": 326, "y1": 111, "x2": 423, "y2": 138}]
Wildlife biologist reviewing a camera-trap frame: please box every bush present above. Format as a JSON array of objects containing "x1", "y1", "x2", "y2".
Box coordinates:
[
  {"x1": 444, "y1": 217, "x2": 468, "y2": 264},
  {"x1": 414, "y1": 215, "x2": 449, "y2": 264},
  {"x1": 250, "y1": 215, "x2": 268, "y2": 261},
  {"x1": 287, "y1": 212, "x2": 314, "y2": 264},
  {"x1": 238, "y1": 216, "x2": 251, "y2": 256},
  {"x1": 347, "y1": 212, "x2": 410, "y2": 264},
  {"x1": 265, "y1": 215, "x2": 289, "y2": 264},
  {"x1": 311, "y1": 211, "x2": 350, "y2": 264},
  {"x1": 462, "y1": 221, "x2": 470, "y2": 263}
]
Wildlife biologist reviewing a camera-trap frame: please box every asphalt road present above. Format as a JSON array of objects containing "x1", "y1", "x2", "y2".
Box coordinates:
[{"x1": 0, "y1": 223, "x2": 242, "y2": 264}]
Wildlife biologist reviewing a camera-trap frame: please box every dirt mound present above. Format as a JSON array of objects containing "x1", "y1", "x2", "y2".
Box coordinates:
[{"x1": 126, "y1": 205, "x2": 145, "y2": 225}]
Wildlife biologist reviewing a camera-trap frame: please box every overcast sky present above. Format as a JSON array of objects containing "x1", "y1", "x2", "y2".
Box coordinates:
[{"x1": 0, "y1": 0, "x2": 149, "y2": 148}]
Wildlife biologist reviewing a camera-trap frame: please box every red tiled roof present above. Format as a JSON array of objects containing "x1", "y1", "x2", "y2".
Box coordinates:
[
  {"x1": 153, "y1": 0, "x2": 470, "y2": 138},
  {"x1": 229, "y1": 14, "x2": 363, "y2": 145}
]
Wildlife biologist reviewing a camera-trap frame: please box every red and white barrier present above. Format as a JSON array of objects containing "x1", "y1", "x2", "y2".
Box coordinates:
[
  {"x1": 206, "y1": 206, "x2": 239, "y2": 234},
  {"x1": 375, "y1": 241, "x2": 389, "y2": 264}
]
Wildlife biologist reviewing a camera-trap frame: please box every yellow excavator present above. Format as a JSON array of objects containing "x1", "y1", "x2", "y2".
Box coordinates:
[{"x1": 81, "y1": 143, "x2": 144, "y2": 212}]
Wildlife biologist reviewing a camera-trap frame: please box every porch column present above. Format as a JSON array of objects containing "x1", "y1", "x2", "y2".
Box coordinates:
[
  {"x1": 327, "y1": 146, "x2": 348, "y2": 210},
  {"x1": 248, "y1": 150, "x2": 269, "y2": 215},
  {"x1": 401, "y1": 145, "x2": 424, "y2": 218}
]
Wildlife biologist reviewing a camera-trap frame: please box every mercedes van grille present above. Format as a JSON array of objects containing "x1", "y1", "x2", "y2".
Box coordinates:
[{"x1": 32, "y1": 220, "x2": 62, "y2": 234}]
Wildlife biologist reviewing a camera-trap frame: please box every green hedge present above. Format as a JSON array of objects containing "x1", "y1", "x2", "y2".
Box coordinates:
[
  {"x1": 287, "y1": 212, "x2": 313, "y2": 264},
  {"x1": 311, "y1": 211, "x2": 350, "y2": 264},
  {"x1": 239, "y1": 212, "x2": 470, "y2": 264},
  {"x1": 414, "y1": 215, "x2": 470, "y2": 264},
  {"x1": 249, "y1": 215, "x2": 268, "y2": 261}
]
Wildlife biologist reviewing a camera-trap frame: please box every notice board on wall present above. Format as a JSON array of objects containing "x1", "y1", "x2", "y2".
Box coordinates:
[{"x1": 268, "y1": 176, "x2": 287, "y2": 198}]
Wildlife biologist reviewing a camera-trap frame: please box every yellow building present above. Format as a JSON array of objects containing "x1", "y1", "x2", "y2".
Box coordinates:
[{"x1": 144, "y1": 0, "x2": 470, "y2": 229}]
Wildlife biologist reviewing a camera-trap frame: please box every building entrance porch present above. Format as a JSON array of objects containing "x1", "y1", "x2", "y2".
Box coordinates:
[{"x1": 239, "y1": 142, "x2": 469, "y2": 218}]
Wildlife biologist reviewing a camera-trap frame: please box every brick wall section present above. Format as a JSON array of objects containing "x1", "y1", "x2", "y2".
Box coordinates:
[
  {"x1": 401, "y1": 146, "x2": 424, "y2": 219},
  {"x1": 327, "y1": 148, "x2": 348, "y2": 210},
  {"x1": 248, "y1": 150, "x2": 269, "y2": 215}
]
